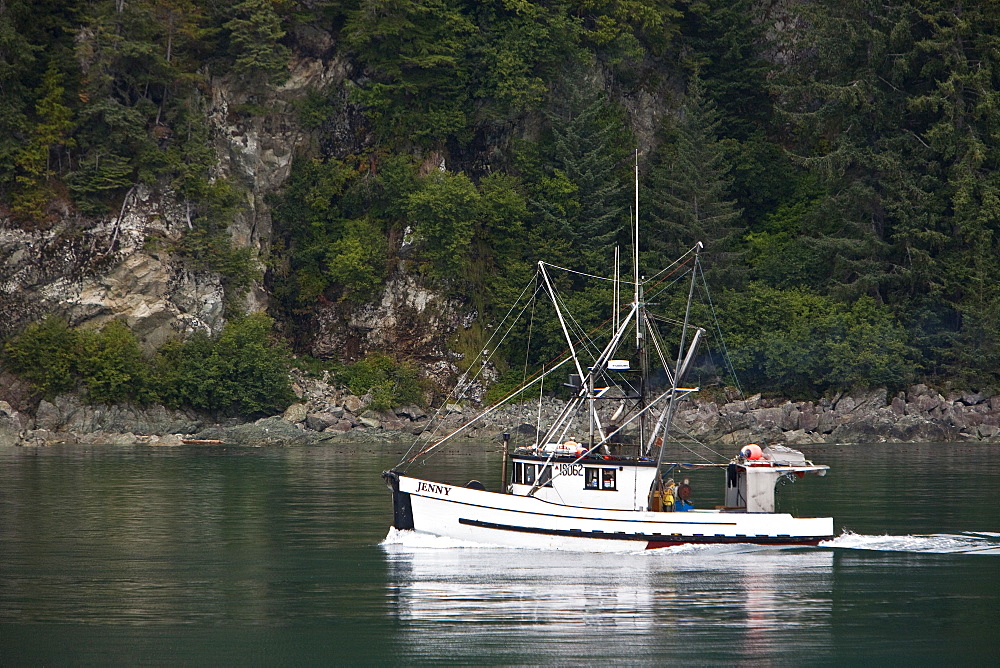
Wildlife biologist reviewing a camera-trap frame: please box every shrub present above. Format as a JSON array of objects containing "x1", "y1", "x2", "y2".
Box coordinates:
[
  {"x1": 1, "y1": 316, "x2": 79, "y2": 399},
  {"x1": 76, "y1": 321, "x2": 153, "y2": 404},
  {"x1": 338, "y1": 353, "x2": 424, "y2": 412},
  {"x1": 154, "y1": 314, "x2": 296, "y2": 416},
  {"x1": 2, "y1": 317, "x2": 155, "y2": 404}
]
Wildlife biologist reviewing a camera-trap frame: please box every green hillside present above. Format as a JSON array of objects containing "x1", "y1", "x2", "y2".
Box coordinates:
[{"x1": 2, "y1": 0, "x2": 999, "y2": 406}]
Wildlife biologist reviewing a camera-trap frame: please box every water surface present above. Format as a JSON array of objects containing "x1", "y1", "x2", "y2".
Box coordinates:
[{"x1": 1, "y1": 442, "x2": 997, "y2": 664}]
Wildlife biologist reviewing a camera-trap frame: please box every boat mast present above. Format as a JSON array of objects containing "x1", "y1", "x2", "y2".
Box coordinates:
[
  {"x1": 634, "y1": 152, "x2": 646, "y2": 449},
  {"x1": 654, "y1": 242, "x2": 702, "y2": 467}
]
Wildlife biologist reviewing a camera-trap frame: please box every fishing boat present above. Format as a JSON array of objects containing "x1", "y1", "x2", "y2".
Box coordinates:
[{"x1": 383, "y1": 171, "x2": 832, "y2": 552}]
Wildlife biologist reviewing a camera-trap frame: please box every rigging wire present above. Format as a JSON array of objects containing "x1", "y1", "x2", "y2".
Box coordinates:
[
  {"x1": 517, "y1": 276, "x2": 539, "y2": 446},
  {"x1": 400, "y1": 242, "x2": 746, "y2": 471},
  {"x1": 397, "y1": 274, "x2": 543, "y2": 467},
  {"x1": 538, "y1": 261, "x2": 637, "y2": 285}
]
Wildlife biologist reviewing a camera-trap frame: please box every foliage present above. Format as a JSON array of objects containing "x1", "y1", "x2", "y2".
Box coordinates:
[
  {"x1": 76, "y1": 321, "x2": 154, "y2": 404},
  {"x1": 337, "y1": 353, "x2": 425, "y2": 411},
  {"x1": 715, "y1": 284, "x2": 915, "y2": 396},
  {"x1": 1, "y1": 316, "x2": 80, "y2": 399},
  {"x1": 645, "y1": 72, "x2": 741, "y2": 284},
  {"x1": 269, "y1": 155, "x2": 394, "y2": 306},
  {"x1": 154, "y1": 313, "x2": 296, "y2": 415},
  {"x1": 343, "y1": 0, "x2": 477, "y2": 147},
  {"x1": 11, "y1": 62, "x2": 75, "y2": 222},
  {"x1": 1, "y1": 314, "x2": 295, "y2": 416},
  {"x1": 406, "y1": 170, "x2": 480, "y2": 279},
  {"x1": 224, "y1": 0, "x2": 291, "y2": 85},
  {"x1": 5, "y1": 0, "x2": 1000, "y2": 396},
  {"x1": 528, "y1": 70, "x2": 632, "y2": 273}
]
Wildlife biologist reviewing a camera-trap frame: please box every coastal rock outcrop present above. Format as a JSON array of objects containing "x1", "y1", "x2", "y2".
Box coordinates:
[{"x1": 7, "y1": 380, "x2": 1000, "y2": 447}]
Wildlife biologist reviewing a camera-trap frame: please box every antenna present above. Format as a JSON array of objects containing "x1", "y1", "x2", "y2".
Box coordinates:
[
  {"x1": 634, "y1": 150, "x2": 640, "y2": 348},
  {"x1": 613, "y1": 246, "x2": 620, "y2": 334}
]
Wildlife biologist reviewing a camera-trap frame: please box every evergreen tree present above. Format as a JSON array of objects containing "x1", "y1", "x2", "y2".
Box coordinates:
[
  {"x1": 645, "y1": 73, "x2": 741, "y2": 283},
  {"x1": 11, "y1": 62, "x2": 75, "y2": 223},
  {"x1": 530, "y1": 70, "x2": 631, "y2": 273},
  {"x1": 678, "y1": 0, "x2": 772, "y2": 140},
  {"x1": 568, "y1": 0, "x2": 682, "y2": 65},
  {"x1": 901, "y1": 0, "x2": 1000, "y2": 385},
  {"x1": 343, "y1": 0, "x2": 476, "y2": 147},
  {"x1": 773, "y1": 0, "x2": 904, "y2": 300},
  {"x1": 0, "y1": 0, "x2": 39, "y2": 196},
  {"x1": 224, "y1": 0, "x2": 291, "y2": 85}
]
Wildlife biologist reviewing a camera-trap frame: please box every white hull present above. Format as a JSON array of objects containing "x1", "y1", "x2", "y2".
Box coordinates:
[{"x1": 385, "y1": 472, "x2": 833, "y2": 552}]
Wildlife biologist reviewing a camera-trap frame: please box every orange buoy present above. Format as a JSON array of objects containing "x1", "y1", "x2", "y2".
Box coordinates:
[{"x1": 741, "y1": 443, "x2": 763, "y2": 460}]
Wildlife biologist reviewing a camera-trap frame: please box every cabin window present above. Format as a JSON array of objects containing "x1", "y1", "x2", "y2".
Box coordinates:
[
  {"x1": 538, "y1": 464, "x2": 553, "y2": 488},
  {"x1": 523, "y1": 463, "x2": 536, "y2": 486},
  {"x1": 584, "y1": 467, "x2": 616, "y2": 490},
  {"x1": 512, "y1": 462, "x2": 523, "y2": 485}
]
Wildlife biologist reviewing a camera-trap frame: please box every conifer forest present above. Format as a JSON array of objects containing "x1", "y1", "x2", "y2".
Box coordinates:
[{"x1": 1, "y1": 0, "x2": 999, "y2": 414}]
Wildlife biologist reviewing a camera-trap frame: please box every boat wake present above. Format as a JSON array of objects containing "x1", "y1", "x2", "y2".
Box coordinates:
[
  {"x1": 823, "y1": 531, "x2": 1000, "y2": 555},
  {"x1": 382, "y1": 527, "x2": 1000, "y2": 556},
  {"x1": 381, "y1": 527, "x2": 513, "y2": 550}
]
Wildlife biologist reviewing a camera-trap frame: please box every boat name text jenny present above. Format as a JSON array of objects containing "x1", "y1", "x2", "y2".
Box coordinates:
[{"x1": 417, "y1": 481, "x2": 451, "y2": 495}]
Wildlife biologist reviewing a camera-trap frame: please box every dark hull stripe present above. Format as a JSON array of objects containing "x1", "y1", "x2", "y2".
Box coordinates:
[{"x1": 458, "y1": 518, "x2": 830, "y2": 547}]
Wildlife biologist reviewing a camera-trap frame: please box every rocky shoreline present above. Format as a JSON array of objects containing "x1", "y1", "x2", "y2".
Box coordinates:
[{"x1": 2, "y1": 376, "x2": 1000, "y2": 448}]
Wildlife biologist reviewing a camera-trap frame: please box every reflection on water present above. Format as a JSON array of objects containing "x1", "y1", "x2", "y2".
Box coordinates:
[{"x1": 383, "y1": 534, "x2": 835, "y2": 663}]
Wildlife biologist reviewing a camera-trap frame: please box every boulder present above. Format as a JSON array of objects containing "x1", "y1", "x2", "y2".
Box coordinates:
[
  {"x1": 915, "y1": 394, "x2": 940, "y2": 414},
  {"x1": 961, "y1": 391, "x2": 985, "y2": 406},
  {"x1": 395, "y1": 405, "x2": 427, "y2": 420},
  {"x1": 326, "y1": 420, "x2": 353, "y2": 433},
  {"x1": 799, "y1": 406, "x2": 819, "y2": 432},
  {"x1": 835, "y1": 396, "x2": 857, "y2": 413},
  {"x1": 380, "y1": 417, "x2": 407, "y2": 431},
  {"x1": 358, "y1": 416, "x2": 382, "y2": 429},
  {"x1": 779, "y1": 404, "x2": 801, "y2": 431},
  {"x1": 343, "y1": 394, "x2": 364, "y2": 414},
  {"x1": 148, "y1": 434, "x2": 185, "y2": 446},
  {"x1": 282, "y1": 403, "x2": 309, "y2": 424},
  {"x1": 815, "y1": 411, "x2": 838, "y2": 434},
  {"x1": 305, "y1": 412, "x2": 338, "y2": 432},
  {"x1": 0, "y1": 423, "x2": 20, "y2": 447},
  {"x1": 978, "y1": 424, "x2": 1000, "y2": 439},
  {"x1": 223, "y1": 416, "x2": 315, "y2": 445},
  {"x1": 35, "y1": 400, "x2": 64, "y2": 431}
]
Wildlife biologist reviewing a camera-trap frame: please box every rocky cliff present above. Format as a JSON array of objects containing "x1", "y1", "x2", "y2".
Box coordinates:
[{"x1": 0, "y1": 43, "x2": 469, "y2": 385}]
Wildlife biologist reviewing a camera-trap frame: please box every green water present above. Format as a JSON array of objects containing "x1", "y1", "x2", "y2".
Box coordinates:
[{"x1": 1, "y1": 442, "x2": 997, "y2": 665}]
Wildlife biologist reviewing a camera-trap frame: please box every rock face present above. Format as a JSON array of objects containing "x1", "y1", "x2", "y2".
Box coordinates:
[
  {"x1": 311, "y1": 272, "x2": 467, "y2": 370},
  {"x1": 35, "y1": 394, "x2": 204, "y2": 435},
  {"x1": 0, "y1": 192, "x2": 227, "y2": 349},
  {"x1": 0, "y1": 50, "x2": 362, "y2": 353}
]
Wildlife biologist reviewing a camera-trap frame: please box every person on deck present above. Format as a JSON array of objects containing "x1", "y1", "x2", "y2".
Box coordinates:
[
  {"x1": 676, "y1": 478, "x2": 692, "y2": 510},
  {"x1": 661, "y1": 478, "x2": 676, "y2": 510}
]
